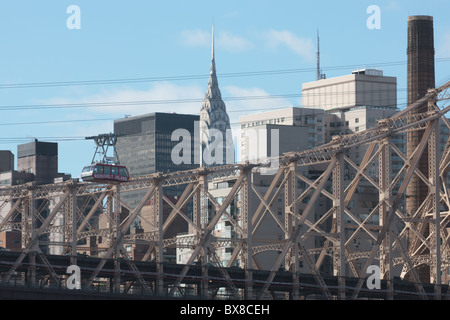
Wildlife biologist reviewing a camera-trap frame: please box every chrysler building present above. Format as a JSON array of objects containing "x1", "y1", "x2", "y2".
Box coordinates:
[{"x1": 199, "y1": 25, "x2": 234, "y2": 167}]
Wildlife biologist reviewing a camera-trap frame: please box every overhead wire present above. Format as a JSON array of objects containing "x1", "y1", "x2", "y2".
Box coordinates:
[
  {"x1": 0, "y1": 58, "x2": 448, "y2": 90},
  {"x1": 0, "y1": 87, "x2": 413, "y2": 143},
  {"x1": 0, "y1": 57, "x2": 448, "y2": 143},
  {"x1": 0, "y1": 88, "x2": 405, "y2": 112},
  {"x1": 0, "y1": 102, "x2": 411, "y2": 144}
]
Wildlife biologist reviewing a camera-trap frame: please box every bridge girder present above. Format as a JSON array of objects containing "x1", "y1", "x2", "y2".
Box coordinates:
[{"x1": 1, "y1": 82, "x2": 450, "y2": 300}]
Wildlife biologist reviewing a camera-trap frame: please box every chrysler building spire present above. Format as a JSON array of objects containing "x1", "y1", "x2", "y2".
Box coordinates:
[
  {"x1": 212, "y1": 20, "x2": 215, "y2": 61},
  {"x1": 203, "y1": 22, "x2": 221, "y2": 103},
  {"x1": 199, "y1": 23, "x2": 233, "y2": 167}
]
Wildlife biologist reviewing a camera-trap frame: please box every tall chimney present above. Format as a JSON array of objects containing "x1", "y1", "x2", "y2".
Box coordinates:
[
  {"x1": 405, "y1": 15, "x2": 435, "y2": 282},
  {"x1": 406, "y1": 16, "x2": 435, "y2": 215}
]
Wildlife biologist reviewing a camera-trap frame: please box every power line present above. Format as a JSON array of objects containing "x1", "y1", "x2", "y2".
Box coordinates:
[
  {"x1": 0, "y1": 118, "x2": 116, "y2": 127},
  {"x1": 0, "y1": 58, "x2": 449, "y2": 90},
  {"x1": 0, "y1": 104, "x2": 412, "y2": 143},
  {"x1": 0, "y1": 70, "x2": 447, "y2": 143},
  {"x1": 0, "y1": 94, "x2": 441, "y2": 144},
  {"x1": 0, "y1": 88, "x2": 406, "y2": 112}
]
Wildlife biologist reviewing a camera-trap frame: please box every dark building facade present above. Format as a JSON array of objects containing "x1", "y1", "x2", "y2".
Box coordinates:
[
  {"x1": 0, "y1": 151, "x2": 14, "y2": 173},
  {"x1": 0, "y1": 140, "x2": 71, "y2": 254},
  {"x1": 114, "y1": 112, "x2": 200, "y2": 208},
  {"x1": 17, "y1": 140, "x2": 59, "y2": 185}
]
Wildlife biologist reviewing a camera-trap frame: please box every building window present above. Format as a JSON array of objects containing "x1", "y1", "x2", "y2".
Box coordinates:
[{"x1": 355, "y1": 118, "x2": 359, "y2": 123}]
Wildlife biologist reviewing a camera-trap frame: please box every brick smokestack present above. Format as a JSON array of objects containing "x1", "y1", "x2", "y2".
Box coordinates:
[{"x1": 406, "y1": 15, "x2": 435, "y2": 282}]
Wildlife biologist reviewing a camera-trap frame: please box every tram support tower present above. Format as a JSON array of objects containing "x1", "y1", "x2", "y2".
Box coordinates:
[{"x1": 86, "y1": 133, "x2": 121, "y2": 165}]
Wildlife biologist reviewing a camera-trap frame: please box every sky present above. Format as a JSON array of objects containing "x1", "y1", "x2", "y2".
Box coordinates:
[{"x1": 0, "y1": 0, "x2": 450, "y2": 179}]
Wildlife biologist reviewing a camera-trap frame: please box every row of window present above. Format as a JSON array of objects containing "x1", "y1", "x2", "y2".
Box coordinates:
[
  {"x1": 240, "y1": 116, "x2": 377, "y2": 131},
  {"x1": 241, "y1": 117, "x2": 287, "y2": 129},
  {"x1": 90, "y1": 165, "x2": 128, "y2": 177}
]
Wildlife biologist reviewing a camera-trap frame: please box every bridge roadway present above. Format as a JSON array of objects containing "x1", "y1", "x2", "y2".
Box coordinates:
[{"x1": 0, "y1": 251, "x2": 448, "y2": 300}]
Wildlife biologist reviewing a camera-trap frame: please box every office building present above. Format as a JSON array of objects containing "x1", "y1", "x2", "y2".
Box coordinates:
[
  {"x1": 114, "y1": 112, "x2": 200, "y2": 209},
  {"x1": 217, "y1": 69, "x2": 401, "y2": 275},
  {"x1": 0, "y1": 151, "x2": 14, "y2": 173},
  {"x1": 302, "y1": 69, "x2": 397, "y2": 112},
  {"x1": 17, "y1": 140, "x2": 62, "y2": 185},
  {"x1": 238, "y1": 107, "x2": 334, "y2": 162},
  {"x1": 0, "y1": 140, "x2": 72, "y2": 253}
]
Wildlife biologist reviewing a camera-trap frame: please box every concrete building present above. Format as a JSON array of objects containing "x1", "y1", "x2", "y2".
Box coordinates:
[
  {"x1": 214, "y1": 69, "x2": 403, "y2": 275},
  {"x1": 0, "y1": 140, "x2": 70, "y2": 216},
  {"x1": 238, "y1": 107, "x2": 336, "y2": 162},
  {"x1": 0, "y1": 151, "x2": 14, "y2": 173},
  {"x1": 0, "y1": 230, "x2": 21, "y2": 252},
  {"x1": 0, "y1": 141, "x2": 71, "y2": 253},
  {"x1": 302, "y1": 69, "x2": 397, "y2": 112},
  {"x1": 237, "y1": 104, "x2": 401, "y2": 172},
  {"x1": 330, "y1": 106, "x2": 403, "y2": 176},
  {"x1": 0, "y1": 170, "x2": 34, "y2": 189},
  {"x1": 17, "y1": 140, "x2": 60, "y2": 185},
  {"x1": 301, "y1": 69, "x2": 401, "y2": 176}
]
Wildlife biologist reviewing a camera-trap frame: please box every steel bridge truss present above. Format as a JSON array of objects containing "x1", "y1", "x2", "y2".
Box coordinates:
[{"x1": 1, "y1": 82, "x2": 450, "y2": 300}]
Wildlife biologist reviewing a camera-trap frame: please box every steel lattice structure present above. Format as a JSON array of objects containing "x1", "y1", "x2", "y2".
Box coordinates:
[{"x1": 1, "y1": 82, "x2": 450, "y2": 300}]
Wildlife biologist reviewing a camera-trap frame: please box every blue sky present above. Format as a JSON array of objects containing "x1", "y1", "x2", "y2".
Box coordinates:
[{"x1": 0, "y1": 0, "x2": 449, "y2": 178}]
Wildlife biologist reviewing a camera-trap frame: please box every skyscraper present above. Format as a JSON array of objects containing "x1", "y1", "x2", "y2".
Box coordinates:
[
  {"x1": 199, "y1": 25, "x2": 234, "y2": 167},
  {"x1": 114, "y1": 112, "x2": 200, "y2": 208}
]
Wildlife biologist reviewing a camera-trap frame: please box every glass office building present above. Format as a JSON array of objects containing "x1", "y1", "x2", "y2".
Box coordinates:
[{"x1": 114, "y1": 112, "x2": 200, "y2": 209}]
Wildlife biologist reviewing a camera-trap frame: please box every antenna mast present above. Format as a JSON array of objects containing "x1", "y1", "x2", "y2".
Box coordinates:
[{"x1": 316, "y1": 29, "x2": 320, "y2": 81}]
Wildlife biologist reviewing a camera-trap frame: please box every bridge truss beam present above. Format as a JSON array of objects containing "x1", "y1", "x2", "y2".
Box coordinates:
[{"x1": 0, "y1": 82, "x2": 450, "y2": 299}]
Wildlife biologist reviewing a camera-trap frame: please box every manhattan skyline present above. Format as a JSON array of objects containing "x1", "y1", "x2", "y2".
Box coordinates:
[{"x1": 0, "y1": 0, "x2": 449, "y2": 178}]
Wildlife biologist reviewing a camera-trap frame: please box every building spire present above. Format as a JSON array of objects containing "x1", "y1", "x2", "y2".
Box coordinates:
[
  {"x1": 199, "y1": 21, "x2": 234, "y2": 167},
  {"x1": 212, "y1": 19, "x2": 215, "y2": 62},
  {"x1": 205, "y1": 20, "x2": 220, "y2": 101}
]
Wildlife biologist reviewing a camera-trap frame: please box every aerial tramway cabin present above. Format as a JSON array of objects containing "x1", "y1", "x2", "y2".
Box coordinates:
[{"x1": 81, "y1": 163, "x2": 129, "y2": 182}]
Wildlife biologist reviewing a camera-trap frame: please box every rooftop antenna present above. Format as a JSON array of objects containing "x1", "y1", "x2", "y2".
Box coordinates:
[
  {"x1": 316, "y1": 29, "x2": 325, "y2": 80},
  {"x1": 316, "y1": 29, "x2": 320, "y2": 80}
]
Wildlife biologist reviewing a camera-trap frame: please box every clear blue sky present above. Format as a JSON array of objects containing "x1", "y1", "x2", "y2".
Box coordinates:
[{"x1": 0, "y1": 0, "x2": 449, "y2": 178}]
